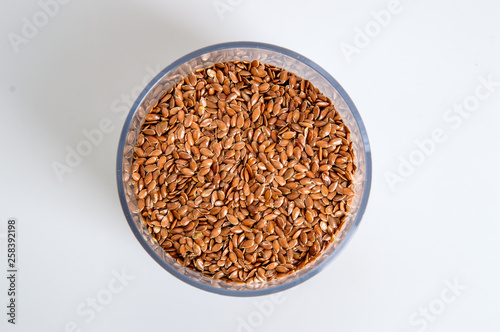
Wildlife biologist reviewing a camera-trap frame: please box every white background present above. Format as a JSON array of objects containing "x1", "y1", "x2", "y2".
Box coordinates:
[{"x1": 1, "y1": 0, "x2": 499, "y2": 331}]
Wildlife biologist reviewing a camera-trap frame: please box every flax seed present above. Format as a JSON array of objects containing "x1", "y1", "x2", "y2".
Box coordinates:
[{"x1": 130, "y1": 60, "x2": 356, "y2": 284}]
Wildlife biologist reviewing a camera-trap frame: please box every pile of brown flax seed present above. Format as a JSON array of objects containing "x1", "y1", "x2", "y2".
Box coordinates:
[{"x1": 130, "y1": 60, "x2": 356, "y2": 283}]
